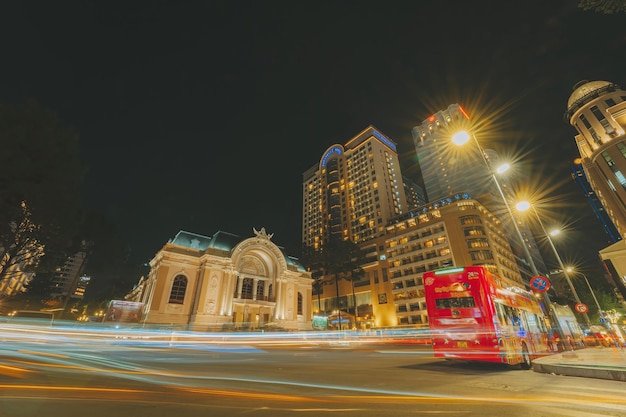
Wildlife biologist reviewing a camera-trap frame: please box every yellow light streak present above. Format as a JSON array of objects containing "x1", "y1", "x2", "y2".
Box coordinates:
[
  {"x1": 0, "y1": 384, "x2": 147, "y2": 393},
  {"x1": 175, "y1": 387, "x2": 325, "y2": 402},
  {"x1": 19, "y1": 349, "x2": 69, "y2": 359},
  {"x1": 10, "y1": 360, "x2": 149, "y2": 374},
  {"x1": 0, "y1": 364, "x2": 34, "y2": 377}
]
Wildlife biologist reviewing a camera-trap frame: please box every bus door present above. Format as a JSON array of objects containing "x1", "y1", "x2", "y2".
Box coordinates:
[{"x1": 493, "y1": 301, "x2": 524, "y2": 364}]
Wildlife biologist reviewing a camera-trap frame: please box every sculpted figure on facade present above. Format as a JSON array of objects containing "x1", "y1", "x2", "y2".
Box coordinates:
[{"x1": 253, "y1": 227, "x2": 273, "y2": 240}]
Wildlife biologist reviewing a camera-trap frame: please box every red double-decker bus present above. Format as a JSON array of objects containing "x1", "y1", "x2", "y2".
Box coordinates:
[{"x1": 423, "y1": 266, "x2": 552, "y2": 369}]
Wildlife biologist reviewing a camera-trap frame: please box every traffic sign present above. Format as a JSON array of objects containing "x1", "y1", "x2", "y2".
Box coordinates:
[
  {"x1": 574, "y1": 303, "x2": 589, "y2": 313},
  {"x1": 530, "y1": 275, "x2": 550, "y2": 292}
]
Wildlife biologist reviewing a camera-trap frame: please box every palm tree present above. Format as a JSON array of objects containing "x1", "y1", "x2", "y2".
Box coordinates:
[{"x1": 302, "y1": 240, "x2": 367, "y2": 329}]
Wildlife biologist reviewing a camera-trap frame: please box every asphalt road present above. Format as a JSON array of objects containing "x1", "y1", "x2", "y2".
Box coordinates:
[{"x1": 1, "y1": 326, "x2": 624, "y2": 417}]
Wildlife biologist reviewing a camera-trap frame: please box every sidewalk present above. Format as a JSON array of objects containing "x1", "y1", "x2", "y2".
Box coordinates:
[{"x1": 532, "y1": 346, "x2": 626, "y2": 381}]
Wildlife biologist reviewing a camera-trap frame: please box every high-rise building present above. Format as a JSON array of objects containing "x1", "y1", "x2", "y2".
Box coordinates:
[
  {"x1": 411, "y1": 104, "x2": 487, "y2": 202},
  {"x1": 564, "y1": 79, "x2": 626, "y2": 301},
  {"x1": 50, "y1": 250, "x2": 88, "y2": 300},
  {"x1": 411, "y1": 104, "x2": 546, "y2": 282},
  {"x1": 302, "y1": 125, "x2": 408, "y2": 249},
  {"x1": 402, "y1": 175, "x2": 427, "y2": 210},
  {"x1": 570, "y1": 158, "x2": 621, "y2": 244},
  {"x1": 564, "y1": 80, "x2": 626, "y2": 240}
]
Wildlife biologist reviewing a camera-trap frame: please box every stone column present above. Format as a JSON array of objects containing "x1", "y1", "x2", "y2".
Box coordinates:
[{"x1": 252, "y1": 279, "x2": 258, "y2": 300}]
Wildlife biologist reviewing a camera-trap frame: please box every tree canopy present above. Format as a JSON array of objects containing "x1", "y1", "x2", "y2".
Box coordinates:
[
  {"x1": 301, "y1": 239, "x2": 367, "y2": 318},
  {"x1": 578, "y1": 0, "x2": 626, "y2": 14},
  {"x1": 0, "y1": 100, "x2": 86, "y2": 287}
]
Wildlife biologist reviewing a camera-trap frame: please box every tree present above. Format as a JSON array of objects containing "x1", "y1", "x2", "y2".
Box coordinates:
[
  {"x1": 78, "y1": 211, "x2": 139, "y2": 304},
  {"x1": 301, "y1": 245, "x2": 326, "y2": 313},
  {"x1": 301, "y1": 240, "x2": 367, "y2": 329},
  {"x1": 578, "y1": 0, "x2": 626, "y2": 14},
  {"x1": 0, "y1": 100, "x2": 86, "y2": 287}
]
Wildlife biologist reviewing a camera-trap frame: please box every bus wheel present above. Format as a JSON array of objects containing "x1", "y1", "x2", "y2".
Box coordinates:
[{"x1": 520, "y1": 343, "x2": 532, "y2": 370}]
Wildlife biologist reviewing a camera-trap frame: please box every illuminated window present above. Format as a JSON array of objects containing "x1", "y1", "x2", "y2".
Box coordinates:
[
  {"x1": 470, "y1": 250, "x2": 494, "y2": 261},
  {"x1": 617, "y1": 142, "x2": 626, "y2": 159},
  {"x1": 467, "y1": 238, "x2": 489, "y2": 248},
  {"x1": 168, "y1": 275, "x2": 187, "y2": 304},
  {"x1": 457, "y1": 201, "x2": 476, "y2": 211},
  {"x1": 615, "y1": 171, "x2": 626, "y2": 188},
  {"x1": 591, "y1": 105, "x2": 606, "y2": 121},
  {"x1": 241, "y1": 278, "x2": 254, "y2": 299},
  {"x1": 256, "y1": 281, "x2": 265, "y2": 299},
  {"x1": 463, "y1": 226, "x2": 485, "y2": 236},
  {"x1": 580, "y1": 114, "x2": 592, "y2": 128},
  {"x1": 460, "y1": 215, "x2": 481, "y2": 225},
  {"x1": 602, "y1": 151, "x2": 615, "y2": 167}
]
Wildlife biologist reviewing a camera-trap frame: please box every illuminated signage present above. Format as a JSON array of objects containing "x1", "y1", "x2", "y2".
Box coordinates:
[
  {"x1": 372, "y1": 130, "x2": 397, "y2": 151},
  {"x1": 321, "y1": 146, "x2": 342, "y2": 168},
  {"x1": 434, "y1": 267, "x2": 465, "y2": 275},
  {"x1": 434, "y1": 282, "x2": 470, "y2": 293}
]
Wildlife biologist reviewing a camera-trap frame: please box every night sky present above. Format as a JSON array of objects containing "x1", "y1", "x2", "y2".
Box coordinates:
[{"x1": 3, "y1": 1, "x2": 626, "y2": 281}]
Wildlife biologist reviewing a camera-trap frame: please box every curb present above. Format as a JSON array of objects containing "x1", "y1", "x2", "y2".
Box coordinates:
[{"x1": 533, "y1": 361, "x2": 626, "y2": 381}]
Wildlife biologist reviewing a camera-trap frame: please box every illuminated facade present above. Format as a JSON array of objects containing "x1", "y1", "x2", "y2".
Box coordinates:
[
  {"x1": 302, "y1": 125, "x2": 409, "y2": 249},
  {"x1": 0, "y1": 252, "x2": 37, "y2": 297},
  {"x1": 570, "y1": 159, "x2": 621, "y2": 244},
  {"x1": 403, "y1": 175, "x2": 427, "y2": 210},
  {"x1": 383, "y1": 195, "x2": 521, "y2": 326},
  {"x1": 50, "y1": 250, "x2": 88, "y2": 300},
  {"x1": 565, "y1": 80, "x2": 626, "y2": 239},
  {"x1": 127, "y1": 228, "x2": 313, "y2": 331},
  {"x1": 304, "y1": 124, "x2": 527, "y2": 329},
  {"x1": 0, "y1": 241, "x2": 43, "y2": 297},
  {"x1": 311, "y1": 194, "x2": 522, "y2": 328},
  {"x1": 411, "y1": 104, "x2": 546, "y2": 282},
  {"x1": 565, "y1": 80, "x2": 626, "y2": 300},
  {"x1": 411, "y1": 104, "x2": 486, "y2": 202}
]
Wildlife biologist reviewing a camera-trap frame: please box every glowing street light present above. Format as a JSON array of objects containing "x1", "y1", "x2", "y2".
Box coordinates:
[
  {"x1": 566, "y1": 267, "x2": 603, "y2": 321},
  {"x1": 454, "y1": 130, "x2": 568, "y2": 349},
  {"x1": 495, "y1": 162, "x2": 510, "y2": 175},
  {"x1": 452, "y1": 130, "x2": 539, "y2": 276},
  {"x1": 515, "y1": 201, "x2": 591, "y2": 326}
]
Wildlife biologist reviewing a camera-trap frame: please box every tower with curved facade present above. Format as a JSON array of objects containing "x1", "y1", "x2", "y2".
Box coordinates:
[
  {"x1": 301, "y1": 125, "x2": 408, "y2": 249},
  {"x1": 565, "y1": 80, "x2": 626, "y2": 301},
  {"x1": 565, "y1": 80, "x2": 626, "y2": 238}
]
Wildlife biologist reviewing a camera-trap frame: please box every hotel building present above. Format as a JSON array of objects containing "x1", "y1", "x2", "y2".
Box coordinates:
[
  {"x1": 302, "y1": 125, "x2": 409, "y2": 249},
  {"x1": 303, "y1": 125, "x2": 522, "y2": 328}
]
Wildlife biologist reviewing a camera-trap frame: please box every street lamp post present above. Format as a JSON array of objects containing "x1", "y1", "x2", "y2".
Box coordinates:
[
  {"x1": 452, "y1": 131, "x2": 569, "y2": 350},
  {"x1": 516, "y1": 202, "x2": 591, "y2": 327},
  {"x1": 569, "y1": 269, "x2": 603, "y2": 321},
  {"x1": 451, "y1": 131, "x2": 539, "y2": 276}
]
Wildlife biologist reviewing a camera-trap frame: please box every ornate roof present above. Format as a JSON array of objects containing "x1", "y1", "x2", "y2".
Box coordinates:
[
  {"x1": 567, "y1": 80, "x2": 612, "y2": 109},
  {"x1": 167, "y1": 229, "x2": 306, "y2": 272}
]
